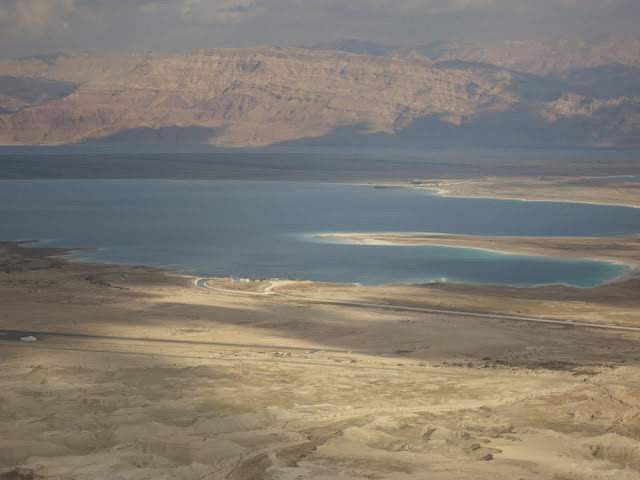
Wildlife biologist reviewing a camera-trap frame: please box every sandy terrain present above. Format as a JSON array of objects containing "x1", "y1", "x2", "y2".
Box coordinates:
[
  {"x1": 406, "y1": 176, "x2": 640, "y2": 208},
  {"x1": 2, "y1": 242, "x2": 640, "y2": 479}
]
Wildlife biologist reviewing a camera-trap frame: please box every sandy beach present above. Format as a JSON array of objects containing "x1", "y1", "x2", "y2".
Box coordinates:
[
  {"x1": 406, "y1": 176, "x2": 640, "y2": 209},
  {"x1": 2, "y1": 241, "x2": 640, "y2": 479}
]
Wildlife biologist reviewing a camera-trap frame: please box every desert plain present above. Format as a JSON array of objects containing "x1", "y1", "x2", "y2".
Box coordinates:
[{"x1": 2, "y1": 216, "x2": 640, "y2": 480}]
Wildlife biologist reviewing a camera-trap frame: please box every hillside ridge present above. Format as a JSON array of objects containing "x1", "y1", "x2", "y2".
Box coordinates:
[{"x1": 0, "y1": 36, "x2": 638, "y2": 147}]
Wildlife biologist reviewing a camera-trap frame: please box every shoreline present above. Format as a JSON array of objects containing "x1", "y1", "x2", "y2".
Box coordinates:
[
  {"x1": 347, "y1": 175, "x2": 640, "y2": 209},
  {"x1": 5, "y1": 239, "x2": 640, "y2": 326},
  {"x1": 3, "y1": 173, "x2": 640, "y2": 292},
  {"x1": 430, "y1": 188, "x2": 640, "y2": 210},
  {"x1": 3, "y1": 176, "x2": 640, "y2": 210},
  {"x1": 12, "y1": 231, "x2": 640, "y2": 290},
  {"x1": 391, "y1": 176, "x2": 640, "y2": 209},
  {"x1": 3, "y1": 171, "x2": 640, "y2": 209}
]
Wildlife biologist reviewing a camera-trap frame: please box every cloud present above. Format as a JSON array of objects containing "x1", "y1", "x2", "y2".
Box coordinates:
[
  {"x1": 139, "y1": 2, "x2": 159, "y2": 14},
  {"x1": 0, "y1": 0, "x2": 637, "y2": 57},
  {"x1": 0, "y1": 0, "x2": 76, "y2": 40},
  {"x1": 178, "y1": 0, "x2": 522, "y2": 28},
  {"x1": 297, "y1": 0, "x2": 637, "y2": 18},
  {"x1": 290, "y1": 0, "x2": 518, "y2": 17},
  {"x1": 182, "y1": 0, "x2": 263, "y2": 24},
  {"x1": 0, "y1": 0, "x2": 174, "y2": 56}
]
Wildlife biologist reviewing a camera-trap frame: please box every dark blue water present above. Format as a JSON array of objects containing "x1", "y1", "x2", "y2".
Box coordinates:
[{"x1": 1, "y1": 180, "x2": 637, "y2": 286}]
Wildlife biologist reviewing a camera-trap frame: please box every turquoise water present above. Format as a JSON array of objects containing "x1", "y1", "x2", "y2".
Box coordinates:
[{"x1": 0, "y1": 179, "x2": 636, "y2": 286}]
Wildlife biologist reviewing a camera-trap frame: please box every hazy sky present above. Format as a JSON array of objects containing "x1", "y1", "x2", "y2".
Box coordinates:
[{"x1": 1, "y1": 0, "x2": 638, "y2": 57}]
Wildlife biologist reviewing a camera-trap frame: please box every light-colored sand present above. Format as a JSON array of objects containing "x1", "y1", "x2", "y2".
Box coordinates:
[
  {"x1": 2, "y1": 243, "x2": 640, "y2": 479},
  {"x1": 315, "y1": 232, "x2": 640, "y2": 268},
  {"x1": 406, "y1": 176, "x2": 640, "y2": 208}
]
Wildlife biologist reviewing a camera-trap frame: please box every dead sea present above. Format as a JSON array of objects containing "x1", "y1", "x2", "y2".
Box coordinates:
[{"x1": 1, "y1": 179, "x2": 639, "y2": 287}]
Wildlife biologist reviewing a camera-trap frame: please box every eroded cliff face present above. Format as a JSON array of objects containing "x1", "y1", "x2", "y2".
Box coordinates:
[{"x1": 0, "y1": 37, "x2": 638, "y2": 147}]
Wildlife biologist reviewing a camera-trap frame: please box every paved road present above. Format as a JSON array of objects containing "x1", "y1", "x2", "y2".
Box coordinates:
[{"x1": 195, "y1": 278, "x2": 640, "y2": 333}]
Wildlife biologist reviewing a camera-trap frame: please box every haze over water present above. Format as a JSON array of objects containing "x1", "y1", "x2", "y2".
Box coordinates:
[{"x1": 1, "y1": 179, "x2": 637, "y2": 286}]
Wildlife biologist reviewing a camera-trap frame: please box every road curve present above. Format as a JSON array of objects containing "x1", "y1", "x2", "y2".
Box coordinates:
[{"x1": 194, "y1": 278, "x2": 640, "y2": 333}]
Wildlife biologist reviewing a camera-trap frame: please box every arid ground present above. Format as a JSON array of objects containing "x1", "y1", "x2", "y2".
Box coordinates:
[{"x1": 1, "y1": 238, "x2": 640, "y2": 479}]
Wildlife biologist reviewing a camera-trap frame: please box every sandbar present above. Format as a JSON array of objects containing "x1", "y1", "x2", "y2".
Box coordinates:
[{"x1": 315, "y1": 232, "x2": 640, "y2": 270}]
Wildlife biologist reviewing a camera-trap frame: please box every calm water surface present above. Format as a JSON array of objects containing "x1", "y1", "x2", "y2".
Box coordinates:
[{"x1": 1, "y1": 180, "x2": 638, "y2": 286}]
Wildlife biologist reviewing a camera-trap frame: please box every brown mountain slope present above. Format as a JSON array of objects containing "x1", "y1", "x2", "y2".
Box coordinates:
[{"x1": 0, "y1": 38, "x2": 638, "y2": 147}]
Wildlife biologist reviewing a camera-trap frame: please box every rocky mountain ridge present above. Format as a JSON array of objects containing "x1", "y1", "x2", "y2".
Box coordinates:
[{"x1": 0, "y1": 36, "x2": 638, "y2": 147}]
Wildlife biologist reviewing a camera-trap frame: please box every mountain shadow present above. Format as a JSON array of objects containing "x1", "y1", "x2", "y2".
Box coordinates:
[
  {"x1": 0, "y1": 76, "x2": 79, "y2": 109},
  {"x1": 84, "y1": 126, "x2": 223, "y2": 145},
  {"x1": 275, "y1": 108, "x2": 639, "y2": 149},
  {"x1": 560, "y1": 64, "x2": 640, "y2": 99}
]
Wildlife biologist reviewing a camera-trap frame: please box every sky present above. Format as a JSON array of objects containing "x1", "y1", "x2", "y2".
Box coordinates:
[{"x1": 0, "y1": 0, "x2": 639, "y2": 58}]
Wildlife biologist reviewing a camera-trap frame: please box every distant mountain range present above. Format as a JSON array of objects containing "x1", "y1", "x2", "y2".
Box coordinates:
[{"x1": 0, "y1": 36, "x2": 638, "y2": 148}]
